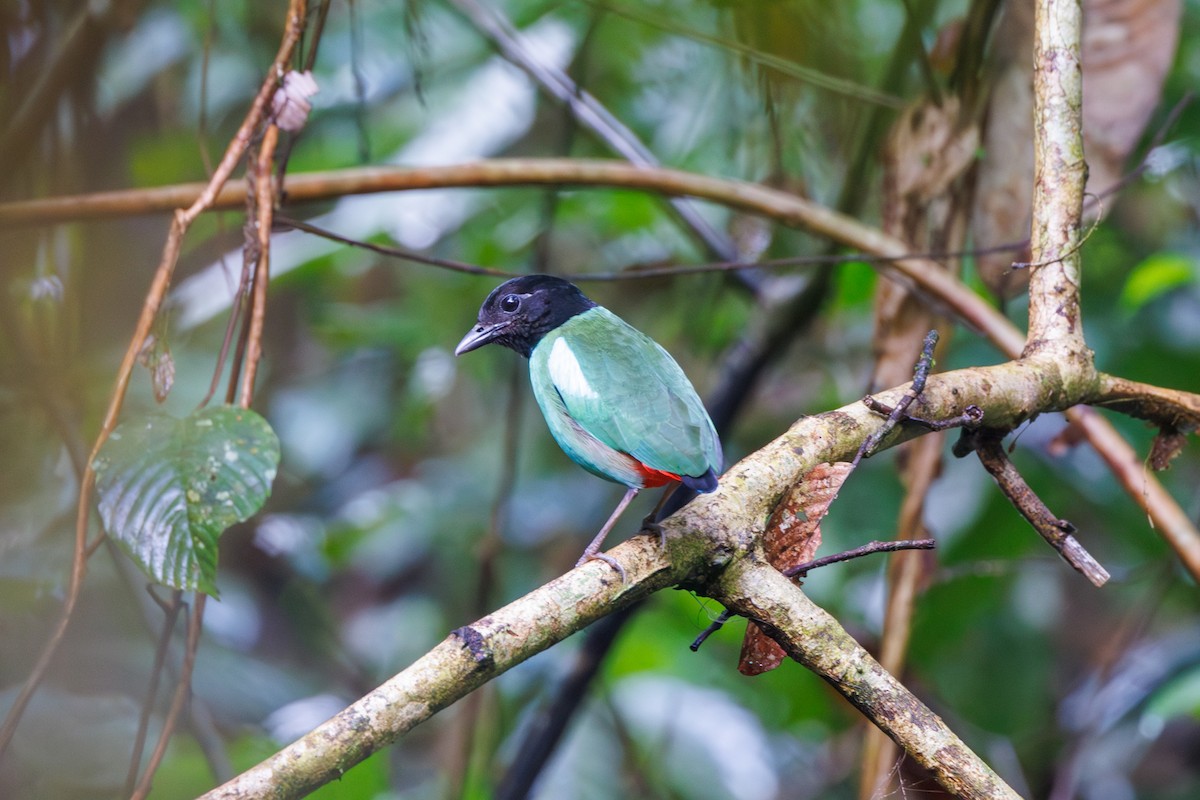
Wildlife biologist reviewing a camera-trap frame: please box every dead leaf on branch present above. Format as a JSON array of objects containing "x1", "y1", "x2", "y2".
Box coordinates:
[
  {"x1": 1149, "y1": 426, "x2": 1188, "y2": 470},
  {"x1": 739, "y1": 461, "x2": 852, "y2": 676},
  {"x1": 137, "y1": 333, "x2": 175, "y2": 404}
]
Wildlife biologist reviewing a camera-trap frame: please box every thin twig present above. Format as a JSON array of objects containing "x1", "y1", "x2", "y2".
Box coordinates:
[
  {"x1": 1010, "y1": 200, "x2": 1103, "y2": 271},
  {"x1": 783, "y1": 538, "x2": 937, "y2": 578},
  {"x1": 689, "y1": 610, "x2": 735, "y2": 652},
  {"x1": 278, "y1": 212, "x2": 1028, "y2": 282},
  {"x1": 863, "y1": 396, "x2": 984, "y2": 432},
  {"x1": 124, "y1": 591, "x2": 184, "y2": 796},
  {"x1": 238, "y1": 123, "x2": 281, "y2": 407},
  {"x1": 197, "y1": 265, "x2": 251, "y2": 409},
  {"x1": 853, "y1": 330, "x2": 939, "y2": 467},
  {"x1": 277, "y1": 215, "x2": 512, "y2": 276},
  {"x1": 131, "y1": 594, "x2": 207, "y2": 800},
  {"x1": 690, "y1": 539, "x2": 937, "y2": 650},
  {"x1": 969, "y1": 432, "x2": 1110, "y2": 586}
]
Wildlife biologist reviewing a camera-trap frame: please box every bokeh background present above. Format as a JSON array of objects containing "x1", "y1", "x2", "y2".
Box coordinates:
[{"x1": 2, "y1": 1, "x2": 1200, "y2": 797}]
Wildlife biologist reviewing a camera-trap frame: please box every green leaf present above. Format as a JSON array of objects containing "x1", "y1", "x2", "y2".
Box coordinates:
[
  {"x1": 1120, "y1": 252, "x2": 1195, "y2": 311},
  {"x1": 92, "y1": 405, "x2": 280, "y2": 594}
]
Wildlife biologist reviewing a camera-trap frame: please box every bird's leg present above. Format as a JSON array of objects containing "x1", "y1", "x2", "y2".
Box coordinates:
[
  {"x1": 576, "y1": 486, "x2": 640, "y2": 581},
  {"x1": 640, "y1": 482, "x2": 680, "y2": 547}
]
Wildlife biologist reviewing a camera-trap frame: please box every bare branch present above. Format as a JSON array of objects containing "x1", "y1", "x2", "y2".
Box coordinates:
[
  {"x1": 1065, "y1": 406, "x2": 1200, "y2": 580},
  {"x1": 1094, "y1": 374, "x2": 1200, "y2": 431},
  {"x1": 1025, "y1": 0, "x2": 1087, "y2": 352},
  {"x1": 714, "y1": 560, "x2": 1022, "y2": 800},
  {"x1": 0, "y1": 159, "x2": 1027, "y2": 353},
  {"x1": 131, "y1": 595, "x2": 208, "y2": 799},
  {"x1": 968, "y1": 432, "x2": 1110, "y2": 586},
  {"x1": 238, "y1": 124, "x2": 281, "y2": 408}
]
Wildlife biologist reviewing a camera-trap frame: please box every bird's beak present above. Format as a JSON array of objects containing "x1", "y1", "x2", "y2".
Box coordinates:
[{"x1": 454, "y1": 321, "x2": 507, "y2": 356}]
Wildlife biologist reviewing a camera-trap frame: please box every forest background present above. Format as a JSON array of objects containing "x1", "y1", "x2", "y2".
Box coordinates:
[{"x1": 2, "y1": 0, "x2": 1200, "y2": 798}]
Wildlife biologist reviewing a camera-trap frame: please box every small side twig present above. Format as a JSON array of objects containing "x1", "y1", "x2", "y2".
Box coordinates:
[
  {"x1": 969, "y1": 432, "x2": 1110, "y2": 587},
  {"x1": 124, "y1": 590, "x2": 184, "y2": 797},
  {"x1": 690, "y1": 538, "x2": 937, "y2": 651},
  {"x1": 863, "y1": 396, "x2": 984, "y2": 432},
  {"x1": 782, "y1": 538, "x2": 936, "y2": 578},
  {"x1": 131, "y1": 594, "x2": 207, "y2": 800},
  {"x1": 859, "y1": 331, "x2": 969, "y2": 465}
]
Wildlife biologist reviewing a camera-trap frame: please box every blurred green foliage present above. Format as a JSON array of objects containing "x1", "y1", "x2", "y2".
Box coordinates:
[{"x1": 2, "y1": 0, "x2": 1200, "y2": 798}]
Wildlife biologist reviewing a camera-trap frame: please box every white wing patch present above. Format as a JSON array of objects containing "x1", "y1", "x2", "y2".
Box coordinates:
[{"x1": 548, "y1": 336, "x2": 599, "y2": 400}]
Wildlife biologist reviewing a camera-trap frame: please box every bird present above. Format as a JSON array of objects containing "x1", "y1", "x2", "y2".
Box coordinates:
[{"x1": 455, "y1": 274, "x2": 722, "y2": 579}]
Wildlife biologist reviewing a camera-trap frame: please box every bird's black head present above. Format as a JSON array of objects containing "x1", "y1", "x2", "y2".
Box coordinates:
[{"x1": 454, "y1": 275, "x2": 596, "y2": 358}]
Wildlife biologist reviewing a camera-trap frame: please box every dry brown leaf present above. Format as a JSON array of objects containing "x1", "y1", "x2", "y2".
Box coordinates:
[
  {"x1": 137, "y1": 333, "x2": 175, "y2": 404},
  {"x1": 739, "y1": 462, "x2": 852, "y2": 676},
  {"x1": 1149, "y1": 426, "x2": 1187, "y2": 470},
  {"x1": 873, "y1": 99, "x2": 974, "y2": 390},
  {"x1": 972, "y1": 0, "x2": 1181, "y2": 298},
  {"x1": 1083, "y1": 0, "x2": 1182, "y2": 195},
  {"x1": 972, "y1": 0, "x2": 1037, "y2": 299}
]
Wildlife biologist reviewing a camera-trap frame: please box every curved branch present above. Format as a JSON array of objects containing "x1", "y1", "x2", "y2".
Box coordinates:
[
  {"x1": 1065, "y1": 406, "x2": 1200, "y2": 579},
  {"x1": 1092, "y1": 374, "x2": 1200, "y2": 430},
  {"x1": 7, "y1": 159, "x2": 1197, "y2": 580},
  {"x1": 0, "y1": 158, "x2": 1026, "y2": 354}
]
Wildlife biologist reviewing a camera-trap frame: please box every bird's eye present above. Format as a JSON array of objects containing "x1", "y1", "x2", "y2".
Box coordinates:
[{"x1": 500, "y1": 294, "x2": 521, "y2": 313}]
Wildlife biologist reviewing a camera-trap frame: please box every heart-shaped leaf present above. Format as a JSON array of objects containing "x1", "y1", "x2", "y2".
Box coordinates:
[{"x1": 93, "y1": 406, "x2": 280, "y2": 594}]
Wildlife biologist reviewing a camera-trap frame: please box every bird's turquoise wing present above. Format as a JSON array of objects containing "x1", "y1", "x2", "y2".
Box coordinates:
[{"x1": 533, "y1": 307, "x2": 721, "y2": 481}]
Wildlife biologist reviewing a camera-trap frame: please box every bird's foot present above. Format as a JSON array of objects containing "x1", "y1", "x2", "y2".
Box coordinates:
[
  {"x1": 575, "y1": 551, "x2": 628, "y2": 583},
  {"x1": 640, "y1": 517, "x2": 667, "y2": 548}
]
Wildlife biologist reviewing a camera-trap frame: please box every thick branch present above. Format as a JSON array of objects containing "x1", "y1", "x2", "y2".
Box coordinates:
[
  {"x1": 1093, "y1": 374, "x2": 1200, "y2": 431},
  {"x1": 1025, "y1": 0, "x2": 1087, "y2": 352},
  {"x1": 713, "y1": 560, "x2": 1021, "y2": 800},
  {"x1": 201, "y1": 552, "x2": 680, "y2": 799}
]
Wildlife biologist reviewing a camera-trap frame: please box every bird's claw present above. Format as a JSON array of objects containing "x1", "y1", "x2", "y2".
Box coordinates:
[
  {"x1": 575, "y1": 551, "x2": 628, "y2": 583},
  {"x1": 640, "y1": 518, "x2": 667, "y2": 548}
]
